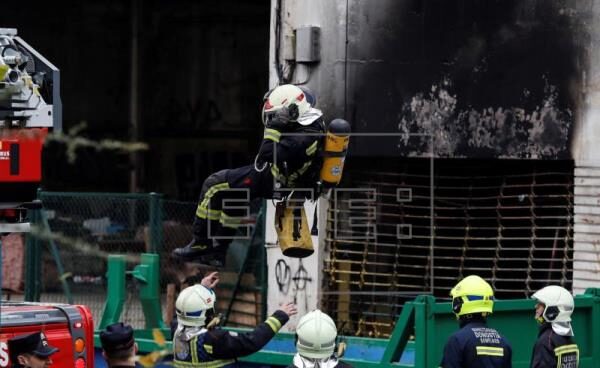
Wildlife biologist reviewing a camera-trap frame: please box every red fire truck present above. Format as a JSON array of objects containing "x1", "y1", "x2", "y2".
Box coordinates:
[
  {"x1": 0, "y1": 28, "x2": 90, "y2": 367},
  {"x1": 0, "y1": 27, "x2": 59, "y2": 220},
  {"x1": 0, "y1": 302, "x2": 94, "y2": 367}
]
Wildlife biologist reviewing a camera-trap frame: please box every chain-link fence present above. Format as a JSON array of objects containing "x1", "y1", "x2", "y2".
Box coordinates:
[{"x1": 23, "y1": 191, "x2": 266, "y2": 330}]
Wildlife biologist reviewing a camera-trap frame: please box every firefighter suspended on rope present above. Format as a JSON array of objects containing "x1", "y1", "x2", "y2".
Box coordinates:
[{"x1": 172, "y1": 84, "x2": 350, "y2": 266}]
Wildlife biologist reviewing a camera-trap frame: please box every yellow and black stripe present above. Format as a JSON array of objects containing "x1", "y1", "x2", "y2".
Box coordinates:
[
  {"x1": 554, "y1": 344, "x2": 579, "y2": 366},
  {"x1": 264, "y1": 316, "x2": 282, "y2": 333},
  {"x1": 173, "y1": 336, "x2": 235, "y2": 368},
  {"x1": 475, "y1": 346, "x2": 504, "y2": 357},
  {"x1": 305, "y1": 141, "x2": 318, "y2": 156},
  {"x1": 264, "y1": 128, "x2": 281, "y2": 143}
]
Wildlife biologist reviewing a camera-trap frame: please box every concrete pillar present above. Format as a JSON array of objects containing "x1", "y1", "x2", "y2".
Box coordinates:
[
  {"x1": 267, "y1": 0, "x2": 348, "y2": 120},
  {"x1": 570, "y1": 0, "x2": 600, "y2": 295},
  {"x1": 265, "y1": 0, "x2": 345, "y2": 329},
  {"x1": 572, "y1": 166, "x2": 600, "y2": 294},
  {"x1": 265, "y1": 199, "x2": 329, "y2": 331}
]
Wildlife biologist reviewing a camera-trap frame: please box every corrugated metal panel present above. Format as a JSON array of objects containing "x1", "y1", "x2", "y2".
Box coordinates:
[
  {"x1": 573, "y1": 166, "x2": 600, "y2": 294},
  {"x1": 324, "y1": 159, "x2": 573, "y2": 337}
]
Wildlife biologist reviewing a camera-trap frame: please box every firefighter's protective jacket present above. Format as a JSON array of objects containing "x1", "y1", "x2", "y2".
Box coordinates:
[
  {"x1": 440, "y1": 319, "x2": 512, "y2": 368},
  {"x1": 530, "y1": 323, "x2": 579, "y2": 368},
  {"x1": 259, "y1": 117, "x2": 325, "y2": 190},
  {"x1": 173, "y1": 310, "x2": 289, "y2": 368},
  {"x1": 181, "y1": 111, "x2": 326, "y2": 258}
]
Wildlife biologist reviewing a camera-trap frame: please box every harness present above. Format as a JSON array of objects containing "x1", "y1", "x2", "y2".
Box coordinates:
[
  {"x1": 173, "y1": 329, "x2": 235, "y2": 368},
  {"x1": 268, "y1": 120, "x2": 325, "y2": 188}
]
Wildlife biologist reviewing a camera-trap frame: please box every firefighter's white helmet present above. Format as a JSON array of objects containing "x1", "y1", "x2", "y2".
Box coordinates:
[
  {"x1": 532, "y1": 285, "x2": 574, "y2": 323},
  {"x1": 296, "y1": 310, "x2": 337, "y2": 359},
  {"x1": 175, "y1": 285, "x2": 216, "y2": 327},
  {"x1": 262, "y1": 84, "x2": 312, "y2": 125}
]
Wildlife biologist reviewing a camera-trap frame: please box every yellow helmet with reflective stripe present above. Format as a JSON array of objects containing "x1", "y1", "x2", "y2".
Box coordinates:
[{"x1": 450, "y1": 275, "x2": 494, "y2": 316}]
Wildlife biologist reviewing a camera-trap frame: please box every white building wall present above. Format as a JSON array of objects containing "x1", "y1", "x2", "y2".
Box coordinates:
[
  {"x1": 265, "y1": 200, "x2": 329, "y2": 331},
  {"x1": 265, "y1": 0, "x2": 345, "y2": 330},
  {"x1": 570, "y1": 1, "x2": 600, "y2": 294}
]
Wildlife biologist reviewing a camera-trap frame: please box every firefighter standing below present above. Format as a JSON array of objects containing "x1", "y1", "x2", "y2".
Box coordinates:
[
  {"x1": 7, "y1": 332, "x2": 59, "y2": 368},
  {"x1": 172, "y1": 84, "x2": 325, "y2": 266},
  {"x1": 100, "y1": 322, "x2": 138, "y2": 368},
  {"x1": 173, "y1": 271, "x2": 297, "y2": 367},
  {"x1": 440, "y1": 275, "x2": 512, "y2": 368},
  {"x1": 290, "y1": 310, "x2": 352, "y2": 368},
  {"x1": 530, "y1": 286, "x2": 579, "y2": 368}
]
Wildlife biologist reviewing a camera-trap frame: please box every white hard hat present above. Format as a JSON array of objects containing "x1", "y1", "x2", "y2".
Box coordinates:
[
  {"x1": 262, "y1": 84, "x2": 312, "y2": 126},
  {"x1": 532, "y1": 285, "x2": 574, "y2": 336},
  {"x1": 296, "y1": 310, "x2": 337, "y2": 359},
  {"x1": 175, "y1": 285, "x2": 216, "y2": 327}
]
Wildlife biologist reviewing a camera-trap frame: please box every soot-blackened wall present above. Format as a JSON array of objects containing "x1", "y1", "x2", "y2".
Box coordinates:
[{"x1": 344, "y1": 0, "x2": 587, "y2": 158}]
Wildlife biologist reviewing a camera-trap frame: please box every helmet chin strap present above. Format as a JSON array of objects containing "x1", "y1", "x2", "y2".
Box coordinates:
[
  {"x1": 535, "y1": 316, "x2": 545, "y2": 324},
  {"x1": 294, "y1": 354, "x2": 339, "y2": 368},
  {"x1": 551, "y1": 322, "x2": 573, "y2": 336}
]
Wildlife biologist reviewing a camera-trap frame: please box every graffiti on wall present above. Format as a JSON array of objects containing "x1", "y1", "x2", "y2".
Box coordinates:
[{"x1": 274, "y1": 258, "x2": 313, "y2": 312}]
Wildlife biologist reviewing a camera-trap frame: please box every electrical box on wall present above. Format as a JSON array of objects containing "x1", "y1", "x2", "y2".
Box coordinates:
[{"x1": 295, "y1": 26, "x2": 320, "y2": 62}]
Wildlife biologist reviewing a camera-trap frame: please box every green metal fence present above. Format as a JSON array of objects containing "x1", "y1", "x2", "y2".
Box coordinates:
[
  {"x1": 24, "y1": 191, "x2": 267, "y2": 329},
  {"x1": 244, "y1": 289, "x2": 599, "y2": 367},
  {"x1": 108, "y1": 288, "x2": 600, "y2": 367},
  {"x1": 376, "y1": 289, "x2": 600, "y2": 368}
]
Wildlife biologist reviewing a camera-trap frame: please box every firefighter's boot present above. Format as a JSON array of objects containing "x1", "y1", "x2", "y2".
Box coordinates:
[
  {"x1": 172, "y1": 215, "x2": 221, "y2": 262},
  {"x1": 171, "y1": 238, "x2": 212, "y2": 260},
  {"x1": 172, "y1": 239, "x2": 228, "y2": 268}
]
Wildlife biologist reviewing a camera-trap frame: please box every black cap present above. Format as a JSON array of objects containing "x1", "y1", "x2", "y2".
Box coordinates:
[
  {"x1": 8, "y1": 332, "x2": 59, "y2": 363},
  {"x1": 100, "y1": 323, "x2": 135, "y2": 353}
]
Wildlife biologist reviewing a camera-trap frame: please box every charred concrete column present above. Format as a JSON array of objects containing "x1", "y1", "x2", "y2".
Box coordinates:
[
  {"x1": 265, "y1": 0, "x2": 346, "y2": 329},
  {"x1": 265, "y1": 200, "x2": 328, "y2": 331}
]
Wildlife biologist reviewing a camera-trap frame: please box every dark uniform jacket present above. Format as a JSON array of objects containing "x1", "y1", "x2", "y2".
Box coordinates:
[
  {"x1": 259, "y1": 118, "x2": 325, "y2": 192},
  {"x1": 530, "y1": 323, "x2": 579, "y2": 368},
  {"x1": 440, "y1": 319, "x2": 512, "y2": 368},
  {"x1": 173, "y1": 310, "x2": 289, "y2": 367}
]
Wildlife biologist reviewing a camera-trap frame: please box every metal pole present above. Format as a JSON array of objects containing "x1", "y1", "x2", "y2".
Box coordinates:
[
  {"x1": 129, "y1": 0, "x2": 140, "y2": 193},
  {"x1": 149, "y1": 192, "x2": 163, "y2": 254},
  {"x1": 224, "y1": 207, "x2": 265, "y2": 325},
  {"x1": 40, "y1": 209, "x2": 73, "y2": 304},
  {"x1": 133, "y1": 253, "x2": 165, "y2": 329},
  {"x1": 99, "y1": 255, "x2": 126, "y2": 329},
  {"x1": 259, "y1": 202, "x2": 268, "y2": 321},
  {"x1": 24, "y1": 209, "x2": 41, "y2": 302},
  {"x1": 429, "y1": 133, "x2": 435, "y2": 295}
]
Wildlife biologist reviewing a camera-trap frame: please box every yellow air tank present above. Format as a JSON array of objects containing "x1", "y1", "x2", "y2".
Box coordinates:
[
  {"x1": 276, "y1": 204, "x2": 314, "y2": 258},
  {"x1": 320, "y1": 119, "x2": 351, "y2": 187}
]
